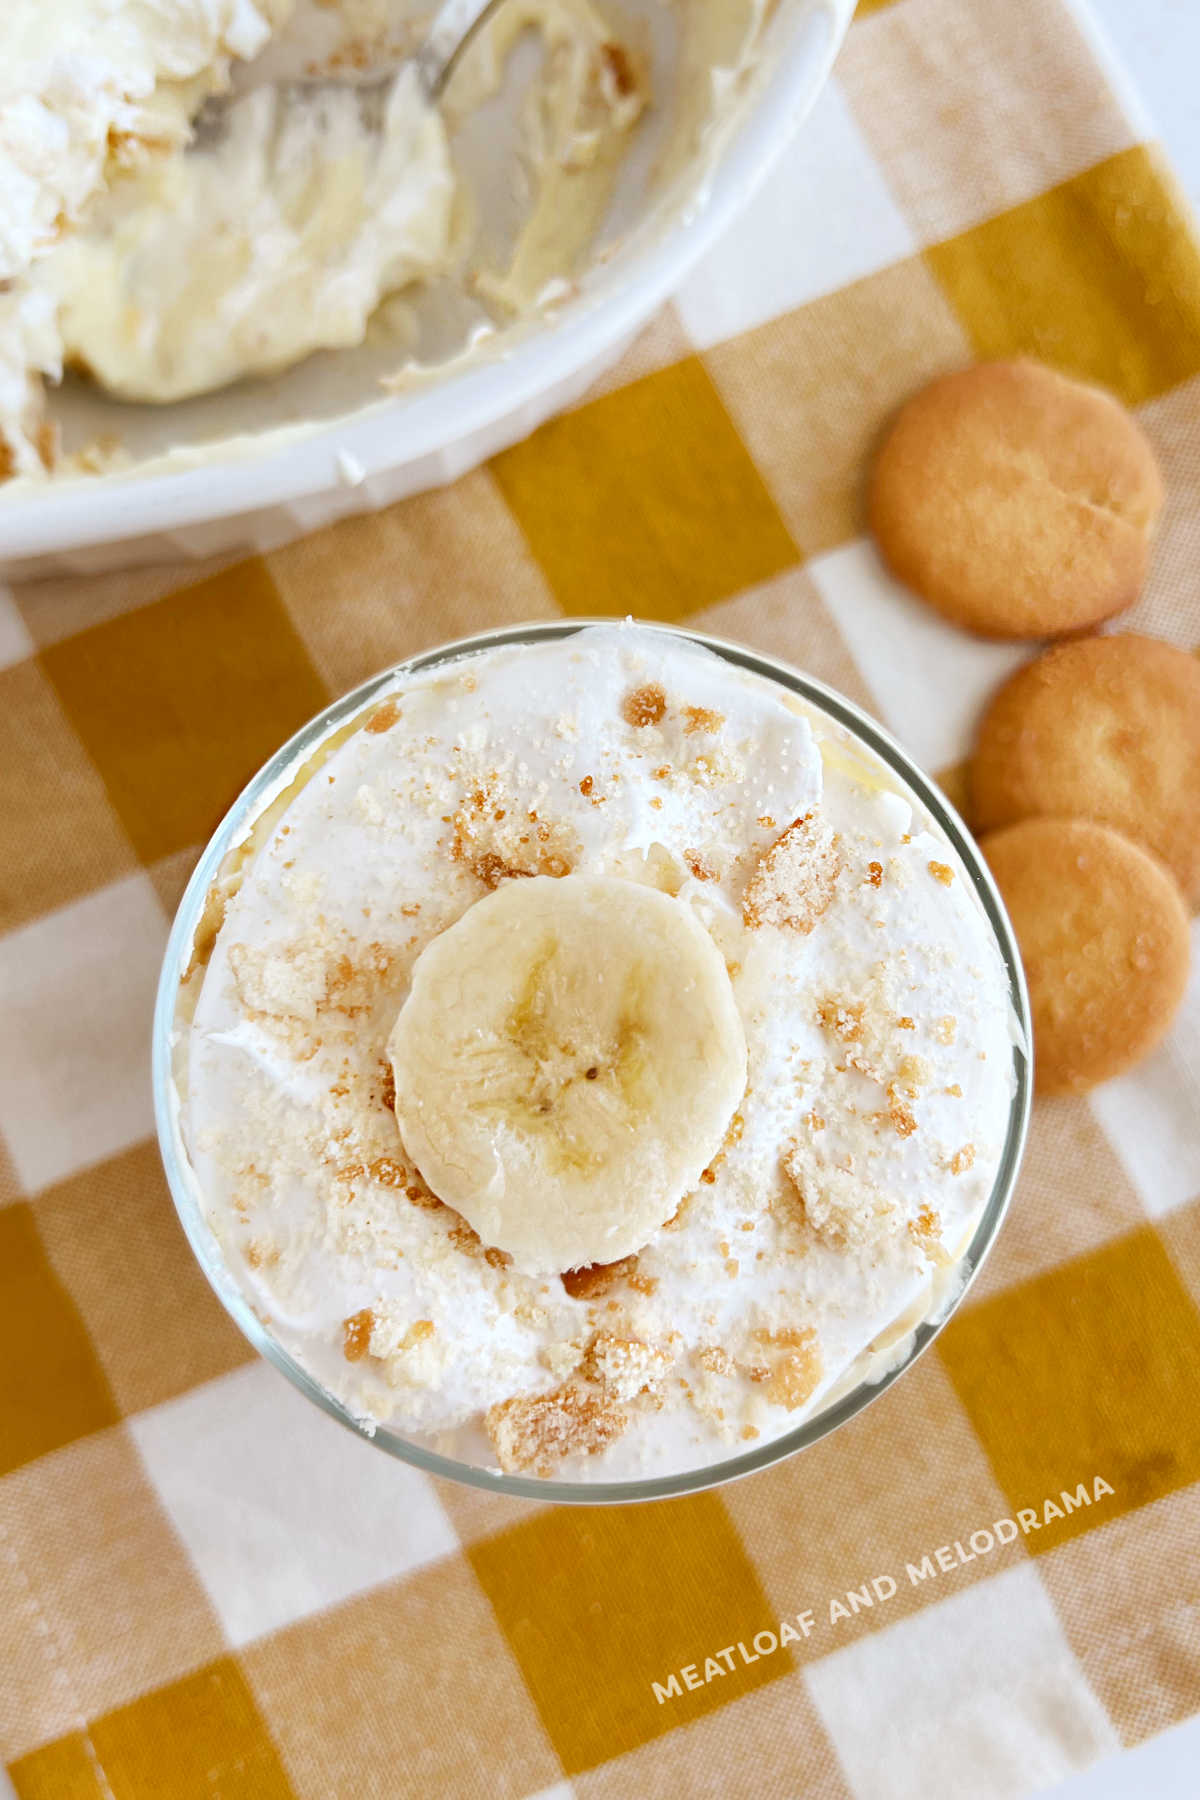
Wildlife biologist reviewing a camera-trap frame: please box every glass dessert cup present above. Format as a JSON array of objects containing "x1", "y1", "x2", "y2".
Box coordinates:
[{"x1": 153, "y1": 620, "x2": 1032, "y2": 1504}]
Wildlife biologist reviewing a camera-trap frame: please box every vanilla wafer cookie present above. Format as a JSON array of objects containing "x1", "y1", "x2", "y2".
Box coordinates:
[
  {"x1": 972, "y1": 633, "x2": 1200, "y2": 905},
  {"x1": 981, "y1": 817, "x2": 1190, "y2": 1096},
  {"x1": 869, "y1": 360, "x2": 1163, "y2": 638}
]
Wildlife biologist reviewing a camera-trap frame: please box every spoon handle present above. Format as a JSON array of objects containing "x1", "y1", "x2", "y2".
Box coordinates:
[{"x1": 414, "y1": 0, "x2": 511, "y2": 99}]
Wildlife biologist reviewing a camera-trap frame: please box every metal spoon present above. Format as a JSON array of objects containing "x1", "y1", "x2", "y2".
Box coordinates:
[
  {"x1": 192, "y1": 0, "x2": 508, "y2": 146},
  {"x1": 411, "y1": 0, "x2": 512, "y2": 99}
]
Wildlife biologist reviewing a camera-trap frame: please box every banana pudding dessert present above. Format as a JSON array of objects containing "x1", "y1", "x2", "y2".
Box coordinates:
[
  {"x1": 1, "y1": 0, "x2": 643, "y2": 477},
  {"x1": 175, "y1": 624, "x2": 1018, "y2": 1481},
  {"x1": 1, "y1": 0, "x2": 769, "y2": 484}
]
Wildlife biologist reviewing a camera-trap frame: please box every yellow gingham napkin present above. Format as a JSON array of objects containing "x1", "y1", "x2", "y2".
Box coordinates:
[{"x1": 3, "y1": 1, "x2": 1200, "y2": 1795}]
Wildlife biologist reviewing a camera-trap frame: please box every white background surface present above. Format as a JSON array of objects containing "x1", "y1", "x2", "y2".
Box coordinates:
[{"x1": 1088, "y1": 0, "x2": 1200, "y2": 214}]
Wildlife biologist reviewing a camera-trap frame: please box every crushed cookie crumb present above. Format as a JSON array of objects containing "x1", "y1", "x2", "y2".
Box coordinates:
[
  {"x1": 582, "y1": 1330, "x2": 675, "y2": 1400},
  {"x1": 945, "y1": 1083, "x2": 963, "y2": 1098},
  {"x1": 448, "y1": 782, "x2": 577, "y2": 889},
  {"x1": 781, "y1": 1141, "x2": 900, "y2": 1249},
  {"x1": 342, "y1": 1308, "x2": 374, "y2": 1362},
  {"x1": 378, "y1": 1060, "x2": 396, "y2": 1112},
  {"x1": 897, "y1": 1016, "x2": 915, "y2": 1030},
  {"x1": 908, "y1": 1204, "x2": 953, "y2": 1266},
  {"x1": 399, "y1": 1319, "x2": 435, "y2": 1352},
  {"x1": 743, "y1": 812, "x2": 841, "y2": 934},
  {"x1": 896, "y1": 1053, "x2": 931, "y2": 1096},
  {"x1": 936, "y1": 1016, "x2": 958, "y2": 1045},
  {"x1": 561, "y1": 1256, "x2": 637, "y2": 1300},
  {"x1": 471, "y1": 850, "x2": 529, "y2": 890},
  {"x1": 229, "y1": 935, "x2": 397, "y2": 1028},
  {"x1": 405, "y1": 1179, "x2": 444, "y2": 1212},
  {"x1": 929, "y1": 861, "x2": 954, "y2": 886},
  {"x1": 766, "y1": 1354, "x2": 819, "y2": 1410},
  {"x1": 369, "y1": 1157, "x2": 407, "y2": 1188},
  {"x1": 365, "y1": 699, "x2": 401, "y2": 734},
  {"x1": 449, "y1": 1219, "x2": 512, "y2": 1267},
  {"x1": 579, "y1": 776, "x2": 593, "y2": 796},
  {"x1": 696, "y1": 1345, "x2": 733, "y2": 1376},
  {"x1": 689, "y1": 752, "x2": 725, "y2": 785},
  {"x1": 948, "y1": 1143, "x2": 975, "y2": 1175},
  {"x1": 817, "y1": 997, "x2": 864, "y2": 1043},
  {"x1": 683, "y1": 704, "x2": 724, "y2": 735},
  {"x1": 866, "y1": 861, "x2": 883, "y2": 887},
  {"x1": 885, "y1": 1089, "x2": 918, "y2": 1138},
  {"x1": 623, "y1": 683, "x2": 667, "y2": 728},
  {"x1": 486, "y1": 1383, "x2": 628, "y2": 1475},
  {"x1": 684, "y1": 849, "x2": 719, "y2": 882},
  {"x1": 752, "y1": 1328, "x2": 822, "y2": 1410}
]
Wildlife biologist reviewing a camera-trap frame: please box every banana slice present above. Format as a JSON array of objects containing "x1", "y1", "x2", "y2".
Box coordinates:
[{"x1": 389, "y1": 874, "x2": 747, "y2": 1275}]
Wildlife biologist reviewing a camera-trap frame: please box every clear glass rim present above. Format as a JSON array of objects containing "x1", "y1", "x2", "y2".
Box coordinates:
[{"x1": 153, "y1": 618, "x2": 1033, "y2": 1506}]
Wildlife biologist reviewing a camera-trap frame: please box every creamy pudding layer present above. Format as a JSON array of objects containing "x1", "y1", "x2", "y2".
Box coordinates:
[
  {"x1": 178, "y1": 625, "x2": 1015, "y2": 1481},
  {"x1": 0, "y1": 0, "x2": 768, "y2": 483},
  {"x1": 1, "y1": 0, "x2": 291, "y2": 285},
  {"x1": 1, "y1": 0, "x2": 292, "y2": 475}
]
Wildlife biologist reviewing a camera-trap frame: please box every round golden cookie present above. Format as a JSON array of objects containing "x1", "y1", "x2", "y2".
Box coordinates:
[
  {"x1": 981, "y1": 818, "x2": 1190, "y2": 1097},
  {"x1": 972, "y1": 633, "x2": 1200, "y2": 905},
  {"x1": 869, "y1": 360, "x2": 1163, "y2": 638}
]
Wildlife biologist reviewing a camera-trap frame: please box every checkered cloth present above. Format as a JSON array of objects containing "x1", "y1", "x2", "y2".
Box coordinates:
[{"x1": 3, "y1": 0, "x2": 1200, "y2": 1794}]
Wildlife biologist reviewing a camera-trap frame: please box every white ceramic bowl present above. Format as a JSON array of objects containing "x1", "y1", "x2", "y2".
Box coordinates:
[{"x1": 0, "y1": 0, "x2": 853, "y2": 579}]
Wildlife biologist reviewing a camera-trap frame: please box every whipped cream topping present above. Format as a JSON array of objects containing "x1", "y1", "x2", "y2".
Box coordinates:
[{"x1": 177, "y1": 626, "x2": 1018, "y2": 1481}]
